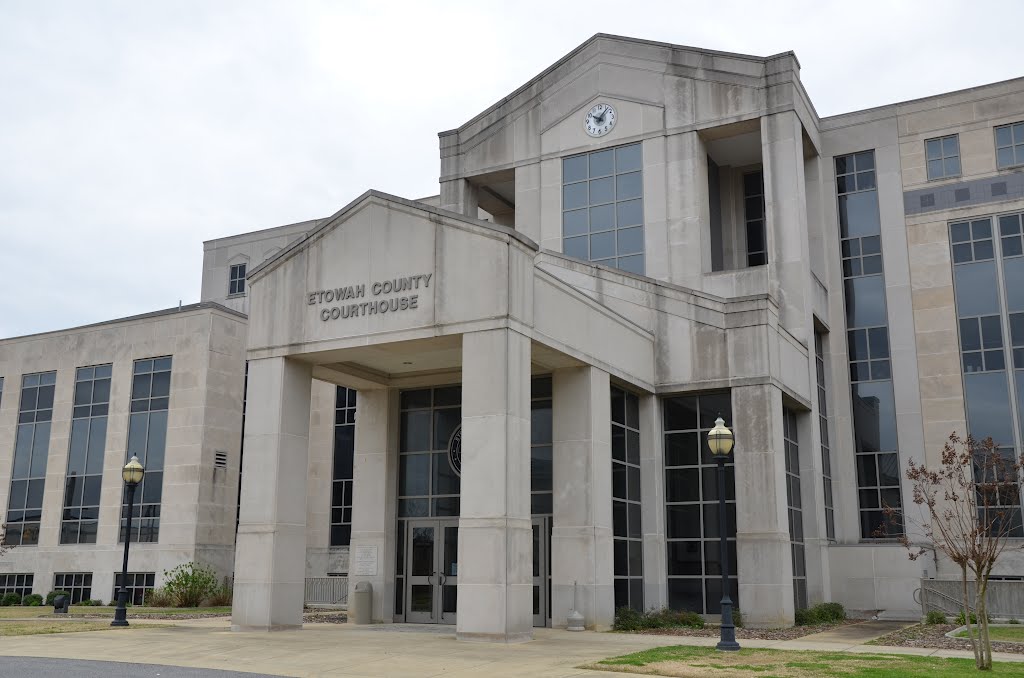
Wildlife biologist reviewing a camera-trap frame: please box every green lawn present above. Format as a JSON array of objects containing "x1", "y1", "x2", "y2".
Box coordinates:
[
  {"x1": 0, "y1": 606, "x2": 230, "y2": 619},
  {"x1": 956, "y1": 626, "x2": 1024, "y2": 643},
  {"x1": 587, "y1": 645, "x2": 1024, "y2": 677}
]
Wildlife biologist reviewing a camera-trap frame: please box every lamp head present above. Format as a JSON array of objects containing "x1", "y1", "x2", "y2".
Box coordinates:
[
  {"x1": 707, "y1": 416, "x2": 734, "y2": 457},
  {"x1": 122, "y1": 455, "x2": 145, "y2": 485}
]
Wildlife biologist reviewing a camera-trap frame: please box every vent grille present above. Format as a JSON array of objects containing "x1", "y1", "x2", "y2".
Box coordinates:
[
  {"x1": 214, "y1": 451, "x2": 228, "y2": 468},
  {"x1": 955, "y1": 187, "x2": 970, "y2": 202},
  {"x1": 993, "y1": 182, "x2": 1008, "y2": 197},
  {"x1": 920, "y1": 193, "x2": 935, "y2": 208}
]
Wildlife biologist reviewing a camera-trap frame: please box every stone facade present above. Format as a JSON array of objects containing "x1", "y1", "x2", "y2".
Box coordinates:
[{"x1": 3, "y1": 33, "x2": 1024, "y2": 637}]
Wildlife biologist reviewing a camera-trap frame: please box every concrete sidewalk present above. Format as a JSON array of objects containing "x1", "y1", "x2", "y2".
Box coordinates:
[{"x1": 1, "y1": 620, "x2": 1022, "y2": 677}]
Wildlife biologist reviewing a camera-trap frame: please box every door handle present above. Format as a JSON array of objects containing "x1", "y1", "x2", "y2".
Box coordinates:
[{"x1": 439, "y1": 573, "x2": 447, "y2": 585}]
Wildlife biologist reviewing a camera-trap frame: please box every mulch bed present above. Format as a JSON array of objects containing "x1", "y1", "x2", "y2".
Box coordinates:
[
  {"x1": 302, "y1": 610, "x2": 348, "y2": 624},
  {"x1": 634, "y1": 619, "x2": 858, "y2": 641},
  {"x1": 869, "y1": 623, "x2": 1024, "y2": 655}
]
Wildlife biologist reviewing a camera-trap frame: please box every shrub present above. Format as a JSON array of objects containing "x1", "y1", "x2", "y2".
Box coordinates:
[
  {"x1": 925, "y1": 610, "x2": 948, "y2": 625},
  {"x1": 23, "y1": 594, "x2": 43, "y2": 606},
  {"x1": 956, "y1": 610, "x2": 990, "y2": 625},
  {"x1": 732, "y1": 608, "x2": 744, "y2": 629},
  {"x1": 78, "y1": 599, "x2": 103, "y2": 607},
  {"x1": 795, "y1": 602, "x2": 847, "y2": 626},
  {"x1": 0, "y1": 593, "x2": 22, "y2": 606},
  {"x1": 1010, "y1": 619, "x2": 1020, "y2": 625},
  {"x1": 162, "y1": 562, "x2": 219, "y2": 608},
  {"x1": 613, "y1": 607, "x2": 704, "y2": 631},
  {"x1": 206, "y1": 581, "x2": 233, "y2": 607},
  {"x1": 45, "y1": 590, "x2": 70, "y2": 606},
  {"x1": 144, "y1": 587, "x2": 174, "y2": 607}
]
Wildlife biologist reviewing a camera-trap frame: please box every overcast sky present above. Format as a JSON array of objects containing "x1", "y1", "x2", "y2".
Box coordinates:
[{"x1": 2, "y1": 0, "x2": 1022, "y2": 337}]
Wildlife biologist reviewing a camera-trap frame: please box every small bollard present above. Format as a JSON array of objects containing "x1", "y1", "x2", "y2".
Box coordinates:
[{"x1": 53, "y1": 594, "x2": 70, "y2": 614}]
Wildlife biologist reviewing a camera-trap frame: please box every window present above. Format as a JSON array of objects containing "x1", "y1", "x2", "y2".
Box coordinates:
[
  {"x1": 113, "y1": 572, "x2": 155, "y2": 606},
  {"x1": 835, "y1": 150, "x2": 903, "y2": 539},
  {"x1": 784, "y1": 409, "x2": 807, "y2": 611},
  {"x1": 995, "y1": 122, "x2": 1024, "y2": 169},
  {"x1": 0, "y1": 574, "x2": 33, "y2": 598},
  {"x1": 330, "y1": 387, "x2": 356, "y2": 547},
  {"x1": 743, "y1": 171, "x2": 766, "y2": 266},
  {"x1": 531, "y1": 377, "x2": 553, "y2": 517},
  {"x1": 925, "y1": 135, "x2": 961, "y2": 180},
  {"x1": 53, "y1": 572, "x2": 93, "y2": 604},
  {"x1": 6, "y1": 371, "x2": 56, "y2": 546},
  {"x1": 950, "y1": 212, "x2": 1024, "y2": 536},
  {"x1": 120, "y1": 357, "x2": 172, "y2": 543},
  {"x1": 815, "y1": 334, "x2": 836, "y2": 541},
  {"x1": 663, "y1": 391, "x2": 737, "y2": 615},
  {"x1": 561, "y1": 142, "x2": 644, "y2": 274},
  {"x1": 61, "y1": 364, "x2": 111, "y2": 544},
  {"x1": 229, "y1": 263, "x2": 246, "y2": 296},
  {"x1": 611, "y1": 386, "x2": 643, "y2": 612}
]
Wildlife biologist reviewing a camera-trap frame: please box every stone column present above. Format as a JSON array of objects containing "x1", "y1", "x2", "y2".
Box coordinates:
[
  {"x1": 232, "y1": 357, "x2": 312, "y2": 631},
  {"x1": 550, "y1": 366, "x2": 615, "y2": 630},
  {"x1": 732, "y1": 384, "x2": 795, "y2": 627},
  {"x1": 457, "y1": 328, "x2": 532, "y2": 643},
  {"x1": 440, "y1": 178, "x2": 479, "y2": 217},
  {"x1": 639, "y1": 393, "x2": 668, "y2": 610},
  {"x1": 347, "y1": 386, "x2": 395, "y2": 623},
  {"x1": 761, "y1": 111, "x2": 811, "y2": 342}
]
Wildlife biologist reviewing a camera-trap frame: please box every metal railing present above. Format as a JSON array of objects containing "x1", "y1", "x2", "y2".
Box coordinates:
[
  {"x1": 304, "y1": 577, "x2": 348, "y2": 607},
  {"x1": 918, "y1": 578, "x2": 1024, "y2": 618}
]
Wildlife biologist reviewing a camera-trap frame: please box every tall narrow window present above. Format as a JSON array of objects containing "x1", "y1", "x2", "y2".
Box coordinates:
[
  {"x1": 743, "y1": 171, "x2": 766, "y2": 266},
  {"x1": 229, "y1": 263, "x2": 246, "y2": 296},
  {"x1": 611, "y1": 386, "x2": 643, "y2": 612},
  {"x1": 835, "y1": 150, "x2": 903, "y2": 538},
  {"x1": 815, "y1": 333, "x2": 836, "y2": 541},
  {"x1": 562, "y1": 143, "x2": 644, "y2": 274},
  {"x1": 121, "y1": 357, "x2": 171, "y2": 543},
  {"x1": 950, "y1": 213, "x2": 1024, "y2": 535},
  {"x1": 330, "y1": 387, "x2": 356, "y2": 547},
  {"x1": 663, "y1": 392, "x2": 736, "y2": 614},
  {"x1": 61, "y1": 364, "x2": 111, "y2": 544},
  {"x1": 531, "y1": 377, "x2": 553, "y2": 517},
  {"x1": 784, "y1": 409, "x2": 807, "y2": 610},
  {"x1": 5, "y1": 371, "x2": 56, "y2": 546}
]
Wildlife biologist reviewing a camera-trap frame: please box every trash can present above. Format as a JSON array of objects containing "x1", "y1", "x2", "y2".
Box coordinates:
[
  {"x1": 53, "y1": 594, "x2": 69, "y2": 614},
  {"x1": 351, "y1": 581, "x2": 373, "y2": 625}
]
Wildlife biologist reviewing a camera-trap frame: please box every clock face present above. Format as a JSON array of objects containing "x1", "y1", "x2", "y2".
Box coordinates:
[{"x1": 585, "y1": 103, "x2": 617, "y2": 137}]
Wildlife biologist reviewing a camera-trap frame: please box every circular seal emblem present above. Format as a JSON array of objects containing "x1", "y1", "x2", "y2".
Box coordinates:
[{"x1": 447, "y1": 426, "x2": 462, "y2": 477}]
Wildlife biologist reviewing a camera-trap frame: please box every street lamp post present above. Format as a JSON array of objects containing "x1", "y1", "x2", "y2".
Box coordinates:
[
  {"x1": 707, "y1": 416, "x2": 739, "y2": 652},
  {"x1": 111, "y1": 455, "x2": 145, "y2": 627}
]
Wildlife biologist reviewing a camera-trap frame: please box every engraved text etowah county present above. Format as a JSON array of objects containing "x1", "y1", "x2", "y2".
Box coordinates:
[{"x1": 307, "y1": 273, "x2": 432, "y2": 321}]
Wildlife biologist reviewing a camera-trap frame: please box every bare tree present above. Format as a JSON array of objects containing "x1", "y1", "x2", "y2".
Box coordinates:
[
  {"x1": 0, "y1": 525, "x2": 9, "y2": 557},
  {"x1": 886, "y1": 433, "x2": 1024, "y2": 670}
]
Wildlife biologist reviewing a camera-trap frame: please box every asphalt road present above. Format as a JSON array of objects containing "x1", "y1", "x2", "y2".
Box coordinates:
[{"x1": 0, "y1": 657, "x2": 287, "y2": 678}]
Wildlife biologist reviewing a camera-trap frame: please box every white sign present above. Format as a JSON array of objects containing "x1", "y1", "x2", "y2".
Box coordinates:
[{"x1": 352, "y1": 545, "x2": 378, "y2": 576}]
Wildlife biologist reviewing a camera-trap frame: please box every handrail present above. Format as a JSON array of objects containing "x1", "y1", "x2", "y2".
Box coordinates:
[{"x1": 920, "y1": 581, "x2": 974, "y2": 615}]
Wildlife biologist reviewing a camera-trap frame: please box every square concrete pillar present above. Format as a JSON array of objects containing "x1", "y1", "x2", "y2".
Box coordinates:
[
  {"x1": 551, "y1": 366, "x2": 615, "y2": 630},
  {"x1": 639, "y1": 393, "x2": 668, "y2": 611},
  {"x1": 347, "y1": 387, "x2": 396, "y2": 623},
  {"x1": 732, "y1": 384, "x2": 795, "y2": 627},
  {"x1": 457, "y1": 328, "x2": 533, "y2": 643},
  {"x1": 232, "y1": 357, "x2": 312, "y2": 631}
]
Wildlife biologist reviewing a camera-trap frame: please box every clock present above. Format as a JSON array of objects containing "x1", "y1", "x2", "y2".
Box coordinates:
[{"x1": 584, "y1": 102, "x2": 617, "y2": 137}]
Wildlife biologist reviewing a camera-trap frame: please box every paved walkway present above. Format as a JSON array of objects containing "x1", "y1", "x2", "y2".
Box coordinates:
[{"x1": 1, "y1": 619, "x2": 1022, "y2": 677}]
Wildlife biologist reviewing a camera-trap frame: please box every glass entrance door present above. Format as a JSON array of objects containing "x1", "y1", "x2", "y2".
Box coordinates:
[{"x1": 404, "y1": 519, "x2": 458, "y2": 624}]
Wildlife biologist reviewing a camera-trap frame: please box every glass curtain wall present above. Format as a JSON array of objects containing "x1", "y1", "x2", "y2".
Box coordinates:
[
  {"x1": 120, "y1": 357, "x2": 171, "y2": 543},
  {"x1": 743, "y1": 171, "x2": 767, "y2": 266},
  {"x1": 663, "y1": 391, "x2": 736, "y2": 614},
  {"x1": 834, "y1": 151, "x2": 903, "y2": 538},
  {"x1": 783, "y1": 409, "x2": 807, "y2": 610},
  {"x1": 611, "y1": 386, "x2": 643, "y2": 612},
  {"x1": 61, "y1": 364, "x2": 112, "y2": 544},
  {"x1": 815, "y1": 334, "x2": 836, "y2": 540},
  {"x1": 950, "y1": 213, "x2": 1024, "y2": 535},
  {"x1": 531, "y1": 376, "x2": 553, "y2": 623},
  {"x1": 331, "y1": 387, "x2": 356, "y2": 548},
  {"x1": 6, "y1": 371, "x2": 56, "y2": 546}
]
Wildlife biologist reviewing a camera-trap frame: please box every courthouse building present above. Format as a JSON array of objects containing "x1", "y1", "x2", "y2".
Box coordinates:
[{"x1": 3, "y1": 34, "x2": 1024, "y2": 641}]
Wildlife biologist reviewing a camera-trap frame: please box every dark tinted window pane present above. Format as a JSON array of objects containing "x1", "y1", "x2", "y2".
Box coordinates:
[
  {"x1": 616, "y1": 143, "x2": 642, "y2": 172},
  {"x1": 563, "y1": 209, "x2": 588, "y2": 237},
  {"x1": 563, "y1": 155, "x2": 588, "y2": 183},
  {"x1": 589, "y1": 149, "x2": 614, "y2": 177},
  {"x1": 665, "y1": 432, "x2": 699, "y2": 466},
  {"x1": 399, "y1": 454, "x2": 430, "y2": 496},
  {"x1": 590, "y1": 204, "x2": 614, "y2": 231},
  {"x1": 964, "y1": 372, "x2": 1015, "y2": 446},
  {"x1": 844, "y1": 276, "x2": 887, "y2": 328},
  {"x1": 665, "y1": 468, "x2": 700, "y2": 502},
  {"x1": 664, "y1": 397, "x2": 697, "y2": 431},
  {"x1": 562, "y1": 182, "x2": 588, "y2": 210},
  {"x1": 851, "y1": 381, "x2": 898, "y2": 452},
  {"x1": 1003, "y1": 257, "x2": 1024, "y2": 313},
  {"x1": 668, "y1": 578, "x2": 703, "y2": 612},
  {"x1": 666, "y1": 504, "x2": 701, "y2": 539},
  {"x1": 564, "y1": 235, "x2": 587, "y2": 259},
  {"x1": 838, "y1": 192, "x2": 881, "y2": 238},
  {"x1": 667, "y1": 541, "x2": 702, "y2": 575}
]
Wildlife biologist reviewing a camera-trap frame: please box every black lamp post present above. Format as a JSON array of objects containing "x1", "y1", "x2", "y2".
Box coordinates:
[
  {"x1": 112, "y1": 454, "x2": 145, "y2": 627},
  {"x1": 707, "y1": 416, "x2": 739, "y2": 651}
]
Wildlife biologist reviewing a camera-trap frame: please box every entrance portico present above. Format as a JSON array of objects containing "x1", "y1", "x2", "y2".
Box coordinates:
[{"x1": 231, "y1": 191, "x2": 656, "y2": 641}]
